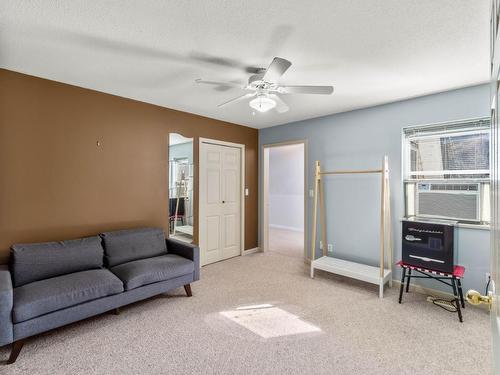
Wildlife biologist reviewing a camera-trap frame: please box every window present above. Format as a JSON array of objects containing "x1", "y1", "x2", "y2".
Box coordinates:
[{"x1": 403, "y1": 118, "x2": 491, "y2": 224}]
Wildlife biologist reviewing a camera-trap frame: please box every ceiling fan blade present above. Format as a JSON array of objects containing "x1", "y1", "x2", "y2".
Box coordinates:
[
  {"x1": 190, "y1": 52, "x2": 264, "y2": 74},
  {"x1": 218, "y1": 93, "x2": 256, "y2": 108},
  {"x1": 269, "y1": 94, "x2": 289, "y2": 113},
  {"x1": 279, "y1": 85, "x2": 334, "y2": 95},
  {"x1": 30, "y1": 25, "x2": 186, "y2": 63},
  {"x1": 195, "y1": 79, "x2": 245, "y2": 89},
  {"x1": 262, "y1": 57, "x2": 292, "y2": 82}
]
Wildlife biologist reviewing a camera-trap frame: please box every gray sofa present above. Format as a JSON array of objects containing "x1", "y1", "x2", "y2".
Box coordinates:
[{"x1": 0, "y1": 227, "x2": 200, "y2": 364}]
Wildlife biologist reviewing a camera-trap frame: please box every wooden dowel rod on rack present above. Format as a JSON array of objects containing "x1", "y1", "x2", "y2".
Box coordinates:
[
  {"x1": 320, "y1": 169, "x2": 383, "y2": 175},
  {"x1": 385, "y1": 156, "x2": 393, "y2": 277},
  {"x1": 379, "y1": 157, "x2": 386, "y2": 279},
  {"x1": 319, "y1": 175, "x2": 327, "y2": 257},
  {"x1": 310, "y1": 161, "x2": 320, "y2": 261}
]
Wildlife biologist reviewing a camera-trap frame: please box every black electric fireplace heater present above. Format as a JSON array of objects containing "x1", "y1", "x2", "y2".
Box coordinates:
[{"x1": 402, "y1": 218, "x2": 457, "y2": 273}]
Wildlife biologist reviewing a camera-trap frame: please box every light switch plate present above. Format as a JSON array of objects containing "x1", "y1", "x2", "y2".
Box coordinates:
[{"x1": 245, "y1": 188, "x2": 249, "y2": 196}]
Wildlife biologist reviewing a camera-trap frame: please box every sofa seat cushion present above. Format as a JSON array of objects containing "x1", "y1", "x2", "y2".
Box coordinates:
[
  {"x1": 13, "y1": 269, "x2": 124, "y2": 323},
  {"x1": 110, "y1": 254, "x2": 194, "y2": 291}
]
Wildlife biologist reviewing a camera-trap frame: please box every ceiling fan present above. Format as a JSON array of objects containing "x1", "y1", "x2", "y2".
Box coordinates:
[{"x1": 195, "y1": 57, "x2": 334, "y2": 113}]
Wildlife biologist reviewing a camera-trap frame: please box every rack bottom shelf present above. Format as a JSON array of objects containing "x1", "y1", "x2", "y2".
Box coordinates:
[{"x1": 311, "y1": 256, "x2": 392, "y2": 298}]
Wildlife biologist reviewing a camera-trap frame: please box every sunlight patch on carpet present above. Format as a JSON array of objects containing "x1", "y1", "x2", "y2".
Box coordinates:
[{"x1": 220, "y1": 305, "x2": 321, "y2": 338}]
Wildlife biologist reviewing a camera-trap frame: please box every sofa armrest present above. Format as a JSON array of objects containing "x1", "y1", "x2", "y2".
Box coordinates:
[
  {"x1": 0, "y1": 265, "x2": 13, "y2": 346},
  {"x1": 166, "y1": 239, "x2": 200, "y2": 281}
]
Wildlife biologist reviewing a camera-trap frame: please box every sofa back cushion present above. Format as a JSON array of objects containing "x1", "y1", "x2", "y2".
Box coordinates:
[
  {"x1": 11, "y1": 236, "x2": 104, "y2": 287},
  {"x1": 99, "y1": 228, "x2": 167, "y2": 267}
]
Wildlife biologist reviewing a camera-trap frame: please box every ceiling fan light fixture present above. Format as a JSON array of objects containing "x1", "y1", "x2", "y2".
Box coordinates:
[{"x1": 249, "y1": 95, "x2": 276, "y2": 112}]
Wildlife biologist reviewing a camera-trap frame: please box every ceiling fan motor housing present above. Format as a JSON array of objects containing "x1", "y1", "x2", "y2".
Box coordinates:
[{"x1": 248, "y1": 73, "x2": 270, "y2": 87}]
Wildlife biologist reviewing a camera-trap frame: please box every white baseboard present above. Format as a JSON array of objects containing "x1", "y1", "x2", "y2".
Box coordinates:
[
  {"x1": 243, "y1": 247, "x2": 261, "y2": 255},
  {"x1": 269, "y1": 224, "x2": 304, "y2": 233},
  {"x1": 392, "y1": 279, "x2": 453, "y2": 299}
]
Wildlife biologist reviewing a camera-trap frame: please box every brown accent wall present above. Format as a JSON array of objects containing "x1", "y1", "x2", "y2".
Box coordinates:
[{"x1": 0, "y1": 69, "x2": 258, "y2": 263}]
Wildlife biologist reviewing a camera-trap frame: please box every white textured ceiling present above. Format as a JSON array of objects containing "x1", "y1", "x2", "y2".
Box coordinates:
[{"x1": 0, "y1": 1, "x2": 490, "y2": 129}]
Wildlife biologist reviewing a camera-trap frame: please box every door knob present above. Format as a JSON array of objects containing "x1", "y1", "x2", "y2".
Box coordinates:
[{"x1": 466, "y1": 290, "x2": 493, "y2": 310}]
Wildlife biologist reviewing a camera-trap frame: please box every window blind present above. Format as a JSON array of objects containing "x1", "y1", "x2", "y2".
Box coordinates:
[
  {"x1": 403, "y1": 118, "x2": 490, "y2": 138},
  {"x1": 404, "y1": 118, "x2": 490, "y2": 179}
]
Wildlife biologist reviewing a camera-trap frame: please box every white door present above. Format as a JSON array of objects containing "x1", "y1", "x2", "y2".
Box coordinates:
[
  {"x1": 200, "y1": 141, "x2": 242, "y2": 265},
  {"x1": 466, "y1": 4, "x2": 500, "y2": 368},
  {"x1": 491, "y1": 2, "x2": 500, "y2": 372},
  {"x1": 491, "y1": 86, "x2": 500, "y2": 374}
]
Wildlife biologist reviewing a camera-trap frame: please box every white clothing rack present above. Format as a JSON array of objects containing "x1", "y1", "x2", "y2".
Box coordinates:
[{"x1": 310, "y1": 156, "x2": 393, "y2": 298}]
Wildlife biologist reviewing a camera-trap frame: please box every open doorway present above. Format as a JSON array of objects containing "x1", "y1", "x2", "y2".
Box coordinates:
[{"x1": 263, "y1": 141, "x2": 306, "y2": 259}]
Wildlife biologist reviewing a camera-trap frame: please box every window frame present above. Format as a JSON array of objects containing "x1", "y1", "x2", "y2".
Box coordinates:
[{"x1": 402, "y1": 117, "x2": 491, "y2": 226}]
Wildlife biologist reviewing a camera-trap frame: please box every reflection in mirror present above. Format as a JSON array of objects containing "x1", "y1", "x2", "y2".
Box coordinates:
[{"x1": 169, "y1": 133, "x2": 194, "y2": 243}]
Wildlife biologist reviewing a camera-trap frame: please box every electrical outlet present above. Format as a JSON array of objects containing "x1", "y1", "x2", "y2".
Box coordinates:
[
  {"x1": 319, "y1": 241, "x2": 323, "y2": 250},
  {"x1": 327, "y1": 244, "x2": 333, "y2": 252},
  {"x1": 309, "y1": 189, "x2": 314, "y2": 198}
]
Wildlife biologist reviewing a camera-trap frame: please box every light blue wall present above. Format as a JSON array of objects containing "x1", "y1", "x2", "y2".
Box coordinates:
[
  {"x1": 259, "y1": 84, "x2": 490, "y2": 293},
  {"x1": 269, "y1": 144, "x2": 304, "y2": 231}
]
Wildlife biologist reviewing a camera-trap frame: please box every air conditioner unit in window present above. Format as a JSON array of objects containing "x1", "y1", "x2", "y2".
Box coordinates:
[{"x1": 416, "y1": 182, "x2": 480, "y2": 222}]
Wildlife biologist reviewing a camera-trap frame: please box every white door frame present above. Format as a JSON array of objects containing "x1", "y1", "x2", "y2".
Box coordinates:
[
  {"x1": 261, "y1": 139, "x2": 308, "y2": 260},
  {"x1": 199, "y1": 137, "x2": 245, "y2": 266}
]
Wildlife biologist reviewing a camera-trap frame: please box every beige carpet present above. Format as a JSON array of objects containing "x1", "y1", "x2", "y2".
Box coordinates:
[
  {"x1": 269, "y1": 227, "x2": 304, "y2": 259},
  {"x1": 0, "y1": 252, "x2": 491, "y2": 374}
]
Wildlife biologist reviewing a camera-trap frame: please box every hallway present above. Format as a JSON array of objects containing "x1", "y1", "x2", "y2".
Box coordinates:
[{"x1": 268, "y1": 227, "x2": 304, "y2": 259}]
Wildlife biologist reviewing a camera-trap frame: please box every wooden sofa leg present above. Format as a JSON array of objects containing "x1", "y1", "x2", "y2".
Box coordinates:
[
  {"x1": 112, "y1": 307, "x2": 120, "y2": 315},
  {"x1": 184, "y1": 284, "x2": 192, "y2": 297},
  {"x1": 7, "y1": 340, "x2": 24, "y2": 364}
]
